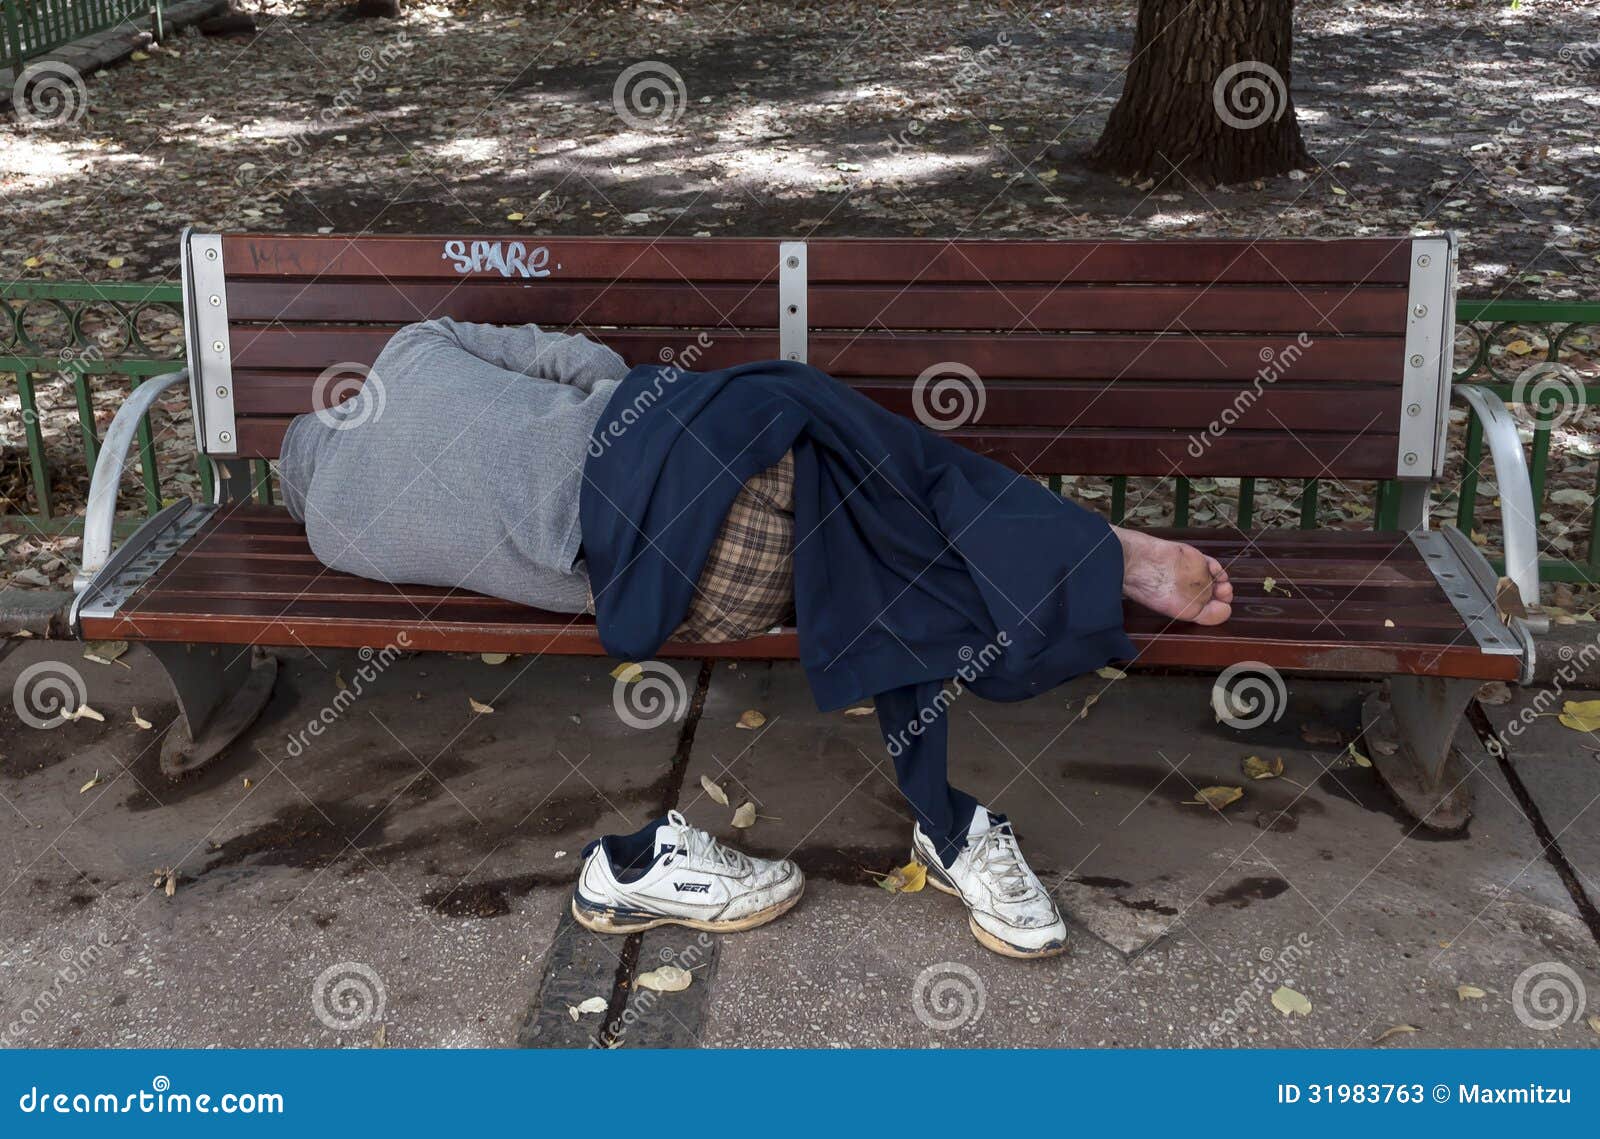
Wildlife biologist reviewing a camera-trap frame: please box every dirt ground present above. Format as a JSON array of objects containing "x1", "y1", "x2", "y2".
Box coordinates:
[{"x1": 2, "y1": 0, "x2": 1599, "y2": 589}]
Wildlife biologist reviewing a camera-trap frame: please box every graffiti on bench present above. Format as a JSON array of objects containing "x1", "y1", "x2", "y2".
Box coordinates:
[{"x1": 441, "y1": 240, "x2": 554, "y2": 279}]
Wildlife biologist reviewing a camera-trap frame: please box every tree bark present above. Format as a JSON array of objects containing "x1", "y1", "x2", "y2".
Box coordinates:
[{"x1": 1088, "y1": 0, "x2": 1312, "y2": 185}]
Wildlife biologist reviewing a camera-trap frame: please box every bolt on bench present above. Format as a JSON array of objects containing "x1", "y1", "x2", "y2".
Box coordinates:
[{"x1": 74, "y1": 230, "x2": 1543, "y2": 828}]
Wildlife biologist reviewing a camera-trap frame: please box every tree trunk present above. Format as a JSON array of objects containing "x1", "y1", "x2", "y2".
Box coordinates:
[
  {"x1": 352, "y1": 0, "x2": 401, "y2": 17},
  {"x1": 1088, "y1": 0, "x2": 1312, "y2": 185}
]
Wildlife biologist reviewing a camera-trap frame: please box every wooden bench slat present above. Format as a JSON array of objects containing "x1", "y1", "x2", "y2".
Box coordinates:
[
  {"x1": 226, "y1": 329, "x2": 1406, "y2": 382},
  {"x1": 229, "y1": 372, "x2": 1400, "y2": 433},
  {"x1": 226, "y1": 414, "x2": 1397, "y2": 477},
  {"x1": 226, "y1": 281, "x2": 1406, "y2": 335},
  {"x1": 220, "y1": 235, "x2": 1413, "y2": 286}
]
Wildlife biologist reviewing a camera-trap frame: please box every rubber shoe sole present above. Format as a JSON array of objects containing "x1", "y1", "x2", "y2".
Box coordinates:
[
  {"x1": 911, "y1": 853, "x2": 1068, "y2": 960},
  {"x1": 570, "y1": 880, "x2": 804, "y2": 935}
]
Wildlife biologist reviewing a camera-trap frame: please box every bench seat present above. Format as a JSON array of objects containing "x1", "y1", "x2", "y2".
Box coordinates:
[{"x1": 79, "y1": 503, "x2": 1520, "y2": 682}]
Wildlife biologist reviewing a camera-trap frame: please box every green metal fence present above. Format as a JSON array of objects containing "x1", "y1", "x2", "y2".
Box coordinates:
[
  {"x1": 1, "y1": 280, "x2": 1597, "y2": 587},
  {"x1": 3, "y1": 0, "x2": 162, "y2": 73}
]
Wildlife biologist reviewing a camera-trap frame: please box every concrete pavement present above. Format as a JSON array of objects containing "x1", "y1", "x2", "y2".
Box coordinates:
[{"x1": 2, "y1": 641, "x2": 1598, "y2": 1049}]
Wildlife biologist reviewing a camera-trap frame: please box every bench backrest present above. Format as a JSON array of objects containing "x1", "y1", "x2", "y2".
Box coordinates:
[{"x1": 179, "y1": 230, "x2": 1456, "y2": 483}]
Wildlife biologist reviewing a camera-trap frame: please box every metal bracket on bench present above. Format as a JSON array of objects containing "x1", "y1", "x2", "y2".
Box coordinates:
[
  {"x1": 779, "y1": 241, "x2": 807, "y2": 364},
  {"x1": 1410, "y1": 528, "x2": 1524, "y2": 661},
  {"x1": 72, "y1": 503, "x2": 217, "y2": 628},
  {"x1": 1397, "y1": 234, "x2": 1456, "y2": 481},
  {"x1": 182, "y1": 228, "x2": 239, "y2": 455}
]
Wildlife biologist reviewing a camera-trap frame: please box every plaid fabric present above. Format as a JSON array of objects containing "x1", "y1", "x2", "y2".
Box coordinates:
[{"x1": 669, "y1": 450, "x2": 796, "y2": 643}]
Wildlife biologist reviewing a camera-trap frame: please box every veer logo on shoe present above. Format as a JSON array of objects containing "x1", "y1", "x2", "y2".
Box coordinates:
[{"x1": 673, "y1": 882, "x2": 712, "y2": 893}]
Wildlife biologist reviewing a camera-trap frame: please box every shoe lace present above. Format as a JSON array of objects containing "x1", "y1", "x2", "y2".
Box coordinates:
[
  {"x1": 668, "y1": 810, "x2": 749, "y2": 873},
  {"x1": 970, "y1": 821, "x2": 1039, "y2": 904}
]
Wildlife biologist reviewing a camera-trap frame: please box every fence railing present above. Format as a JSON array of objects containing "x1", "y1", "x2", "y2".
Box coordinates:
[
  {"x1": 3, "y1": 0, "x2": 161, "y2": 73},
  {"x1": 1, "y1": 281, "x2": 1597, "y2": 586}
]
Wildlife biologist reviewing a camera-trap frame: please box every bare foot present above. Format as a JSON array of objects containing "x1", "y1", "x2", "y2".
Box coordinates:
[{"x1": 1113, "y1": 525, "x2": 1234, "y2": 625}]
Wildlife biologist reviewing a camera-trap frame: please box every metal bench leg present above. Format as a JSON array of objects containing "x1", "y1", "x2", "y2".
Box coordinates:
[
  {"x1": 1360, "y1": 676, "x2": 1480, "y2": 832},
  {"x1": 146, "y1": 643, "x2": 279, "y2": 778}
]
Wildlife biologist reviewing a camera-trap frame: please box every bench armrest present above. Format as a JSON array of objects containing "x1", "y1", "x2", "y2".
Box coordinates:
[
  {"x1": 74, "y1": 368, "x2": 190, "y2": 592},
  {"x1": 1451, "y1": 383, "x2": 1540, "y2": 610}
]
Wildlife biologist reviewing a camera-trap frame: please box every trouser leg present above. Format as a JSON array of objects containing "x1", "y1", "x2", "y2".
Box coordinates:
[{"x1": 874, "y1": 680, "x2": 978, "y2": 867}]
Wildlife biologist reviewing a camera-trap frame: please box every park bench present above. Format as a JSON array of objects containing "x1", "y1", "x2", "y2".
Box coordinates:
[{"x1": 72, "y1": 229, "x2": 1544, "y2": 830}]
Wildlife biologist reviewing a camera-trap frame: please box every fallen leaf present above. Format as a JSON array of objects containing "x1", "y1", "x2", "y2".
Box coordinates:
[
  {"x1": 1587, "y1": 1014, "x2": 1599, "y2": 1037},
  {"x1": 567, "y1": 1007, "x2": 579, "y2": 1022},
  {"x1": 1262, "y1": 576, "x2": 1277, "y2": 592},
  {"x1": 468, "y1": 697, "x2": 495, "y2": 714},
  {"x1": 335, "y1": 671, "x2": 349, "y2": 692},
  {"x1": 1383, "y1": 618, "x2": 1395, "y2": 628},
  {"x1": 700, "y1": 774, "x2": 729, "y2": 806},
  {"x1": 573, "y1": 996, "x2": 608, "y2": 1015},
  {"x1": 480, "y1": 652, "x2": 509, "y2": 665},
  {"x1": 1185, "y1": 785, "x2": 1243, "y2": 811},
  {"x1": 242, "y1": 778, "x2": 253, "y2": 790},
  {"x1": 1242, "y1": 754, "x2": 1284, "y2": 780},
  {"x1": 1557, "y1": 699, "x2": 1600, "y2": 732},
  {"x1": 1348, "y1": 745, "x2": 1373, "y2": 768},
  {"x1": 1457, "y1": 984, "x2": 1486, "y2": 1001},
  {"x1": 610, "y1": 662, "x2": 643, "y2": 683},
  {"x1": 506, "y1": 212, "x2": 525, "y2": 222},
  {"x1": 1301, "y1": 723, "x2": 1342, "y2": 745},
  {"x1": 83, "y1": 640, "x2": 127, "y2": 665},
  {"x1": 1372, "y1": 1023, "x2": 1418, "y2": 1045},
  {"x1": 107, "y1": 256, "x2": 126, "y2": 269},
  {"x1": 131, "y1": 708, "x2": 152, "y2": 730},
  {"x1": 1095, "y1": 665, "x2": 1128, "y2": 680},
  {"x1": 1271, "y1": 985, "x2": 1312, "y2": 1016},
  {"x1": 372, "y1": 1023, "x2": 387, "y2": 1048},
  {"x1": 1077, "y1": 693, "x2": 1100, "y2": 721},
  {"x1": 1476, "y1": 681, "x2": 1512, "y2": 706},
  {"x1": 79, "y1": 770, "x2": 102, "y2": 794},
  {"x1": 68, "y1": 705, "x2": 104, "y2": 723},
  {"x1": 736, "y1": 709, "x2": 766, "y2": 730},
  {"x1": 876, "y1": 862, "x2": 927, "y2": 893},
  {"x1": 129, "y1": 50, "x2": 149, "y2": 61},
  {"x1": 731, "y1": 801, "x2": 757, "y2": 828},
  {"x1": 843, "y1": 705, "x2": 874, "y2": 716},
  {"x1": 635, "y1": 965, "x2": 692, "y2": 993}
]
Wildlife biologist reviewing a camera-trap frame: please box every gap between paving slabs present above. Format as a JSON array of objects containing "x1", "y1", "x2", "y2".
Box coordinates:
[{"x1": 520, "y1": 660, "x2": 717, "y2": 1048}]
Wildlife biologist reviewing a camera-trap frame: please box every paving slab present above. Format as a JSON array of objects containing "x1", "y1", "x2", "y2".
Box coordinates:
[
  {"x1": 688, "y1": 664, "x2": 1600, "y2": 1047},
  {"x1": 0, "y1": 640, "x2": 689, "y2": 1047},
  {"x1": 1481, "y1": 688, "x2": 1600, "y2": 916}
]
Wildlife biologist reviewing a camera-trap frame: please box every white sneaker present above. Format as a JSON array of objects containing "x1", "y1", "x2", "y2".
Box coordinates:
[
  {"x1": 572, "y1": 810, "x2": 804, "y2": 934},
  {"x1": 912, "y1": 806, "x2": 1067, "y2": 959}
]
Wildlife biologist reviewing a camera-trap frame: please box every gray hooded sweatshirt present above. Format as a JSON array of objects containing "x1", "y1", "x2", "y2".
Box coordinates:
[{"x1": 276, "y1": 318, "x2": 628, "y2": 613}]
